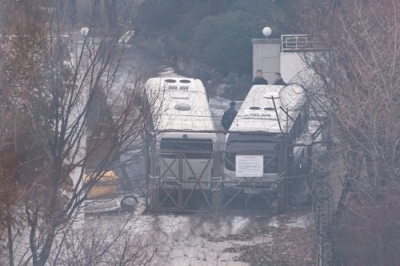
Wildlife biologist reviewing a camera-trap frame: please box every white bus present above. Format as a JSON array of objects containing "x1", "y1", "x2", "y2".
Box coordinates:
[
  {"x1": 146, "y1": 77, "x2": 217, "y2": 190},
  {"x1": 224, "y1": 84, "x2": 310, "y2": 194}
]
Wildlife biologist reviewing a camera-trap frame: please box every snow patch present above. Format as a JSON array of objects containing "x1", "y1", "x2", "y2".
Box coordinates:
[
  {"x1": 231, "y1": 216, "x2": 249, "y2": 234},
  {"x1": 268, "y1": 217, "x2": 280, "y2": 228},
  {"x1": 286, "y1": 214, "x2": 312, "y2": 229}
]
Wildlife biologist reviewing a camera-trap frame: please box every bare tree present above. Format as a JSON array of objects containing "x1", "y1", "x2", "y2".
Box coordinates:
[
  {"x1": 297, "y1": 0, "x2": 400, "y2": 265},
  {"x1": 0, "y1": 0, "x2": 160, "y2": 265}
]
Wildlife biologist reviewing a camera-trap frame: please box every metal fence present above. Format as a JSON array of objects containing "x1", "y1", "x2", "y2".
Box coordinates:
[
  {"x1": 148, "y1": 140, "x2": 316, "y2": 214},
  {"x1": 281, "y1": 34, "x2": 325, "y2": 52}
]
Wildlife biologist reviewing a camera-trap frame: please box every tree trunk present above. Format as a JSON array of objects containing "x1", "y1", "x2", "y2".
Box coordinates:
[
  {"x1": 36, "y1": 230, "x2": 56, "y2": 266},
  {"x1": 36, "y1": 181, "x2": 58, "y2": 266},
  {"x1": 7, "y1": 213, "x2": 14, "y2": 266}
]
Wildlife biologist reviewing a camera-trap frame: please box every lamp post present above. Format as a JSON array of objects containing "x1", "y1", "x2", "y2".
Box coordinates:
[{"x1": 80, "y1": 27, "x2": 93, "y2": 65}]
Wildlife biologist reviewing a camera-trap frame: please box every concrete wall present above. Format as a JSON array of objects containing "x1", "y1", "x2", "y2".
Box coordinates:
[
  {"x1": 280, "y1": 52, "x2": 323, "y2": 90},
  {"x1": 252, "y1": 38, "x2": 320, "y2": 88},
  {"x1": 252, "y1": 38, "x2": 281, "y2": 84},
  {"x1": 280, "y1": 52, "x2": 305, "y2": 83},
  {"x1": 280, "y1": 52, "x2": 313, "y2": 85}
]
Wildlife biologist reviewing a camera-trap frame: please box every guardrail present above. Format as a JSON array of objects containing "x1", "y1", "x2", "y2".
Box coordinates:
[{"x1": 281, "y1": 34, "x2": 325, "y2": 52}]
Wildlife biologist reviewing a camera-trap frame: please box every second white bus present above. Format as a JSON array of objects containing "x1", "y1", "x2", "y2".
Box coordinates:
[{"x1": 223, "y1": 84, "x2": 310, "y2": 194}]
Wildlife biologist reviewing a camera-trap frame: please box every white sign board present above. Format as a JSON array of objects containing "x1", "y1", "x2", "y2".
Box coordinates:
[{"x1": 235, "y1": 155, "x2": 264, "y2": 177}]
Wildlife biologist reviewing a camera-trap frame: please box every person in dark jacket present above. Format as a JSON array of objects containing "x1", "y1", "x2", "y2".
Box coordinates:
[
  {"x1": 221, "y1": 101, "x2": 238, "y2": 131},
  {"x1": 253, "y1": 69, "x2": 268, "y2": 85},
  {"x1": 273, "y1": 72, "x2": 287, "y2": 85}
]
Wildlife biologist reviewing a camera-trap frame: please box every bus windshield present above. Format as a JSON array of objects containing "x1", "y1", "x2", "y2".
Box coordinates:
[
  {"x1": 225, "y1": 133, "x2": 279, "y2": 173},
  {"x1": 226, "y1": 133, "x2": 279, "y2": 151},
  {"x1": 160, "y1": 138, "x2": 213, "y2": 159}
]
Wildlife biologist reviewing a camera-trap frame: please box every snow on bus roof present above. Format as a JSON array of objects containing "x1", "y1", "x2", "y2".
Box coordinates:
[
  {"x1": 146, "y1": 77, "x2": 216, "y2": 132},
  {"x1": 230, "y1": 84, "x2": 306, "y2": 134}
]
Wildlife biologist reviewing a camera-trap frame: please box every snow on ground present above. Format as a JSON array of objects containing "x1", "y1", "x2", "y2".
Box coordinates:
[
  {"x1": 286, "y1": 214, "x2": 312, "y2": 229},
  {"x1": 86, "y1": 211, "x2": 315, "y2": 266}
]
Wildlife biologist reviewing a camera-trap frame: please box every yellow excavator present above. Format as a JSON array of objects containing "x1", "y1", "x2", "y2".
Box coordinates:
[
  {"x1": 84, "y1": 170, "x2": 118, "y2": 198},
  {"x1": 84, "y1": 171, "x2": 142, "y2": 214}
]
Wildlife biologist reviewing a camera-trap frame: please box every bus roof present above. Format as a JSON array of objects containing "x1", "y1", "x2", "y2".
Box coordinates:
[
  {"x1": 146, "y1": 77, "x2": 216, "y2": 132},
  {"x1": 229, "y1": 84, "x2": 306, "y2": 134}
]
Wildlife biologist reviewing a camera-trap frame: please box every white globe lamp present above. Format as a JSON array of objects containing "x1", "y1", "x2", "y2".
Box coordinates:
[
  {"x1": 80, "y1": 27, "x2": 89, "y2": 37},
  {"x1": 262, "y1": 27, "x2": 272, "y2": 38}
]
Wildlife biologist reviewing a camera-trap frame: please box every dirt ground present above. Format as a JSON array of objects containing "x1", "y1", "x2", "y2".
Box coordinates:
[
  {"x1": 89, "y1": 211, "x2": 316, "y2": 266},
  {"x1": 199, "y1": 212, "x2": 316, "y2": 266}
]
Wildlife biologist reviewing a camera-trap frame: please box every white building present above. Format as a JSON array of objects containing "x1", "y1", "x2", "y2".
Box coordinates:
[{"x1": 252, "y1": 34, "x2": 323, "y2": 87}]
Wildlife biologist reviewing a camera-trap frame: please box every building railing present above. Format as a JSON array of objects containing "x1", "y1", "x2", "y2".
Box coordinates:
[{"x1": 281, "y1": 34, "x2": 325, "y2": 52}]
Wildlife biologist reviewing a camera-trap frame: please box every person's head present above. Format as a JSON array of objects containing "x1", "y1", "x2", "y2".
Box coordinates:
[
  {"x1": 230, "y1": 101, "x2": 236, "y2": 108},
  {"x1": 256, "y1": 69, "x2": 263, "y2": 78},
  {"x1": 274, "y1": 72, "x2": 282, "y2": 82}
]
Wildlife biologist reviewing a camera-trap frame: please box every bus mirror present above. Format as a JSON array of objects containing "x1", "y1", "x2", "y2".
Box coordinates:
[{"x1": 300, "y1": 134, "x2": 313, "y2": 146}]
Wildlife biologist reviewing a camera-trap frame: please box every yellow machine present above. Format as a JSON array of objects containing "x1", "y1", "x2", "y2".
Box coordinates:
[{"x1": 85, "y1": 171, "x2": 118, "y2": 198}]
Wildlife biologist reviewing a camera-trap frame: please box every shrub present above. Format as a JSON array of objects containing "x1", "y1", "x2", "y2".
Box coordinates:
[
  {"x1": 136, "y1": 0, "x2": 184, "y2": 31},
  {"x1": 230, "y1": 0, "x2": 286, "y2": 31},
  {"x1": 194, "y1": 11, "x2": 267, "y2": 74}
]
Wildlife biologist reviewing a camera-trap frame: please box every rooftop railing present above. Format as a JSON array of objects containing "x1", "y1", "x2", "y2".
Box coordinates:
[{"x1": 281, "y1": 34, "x2": 325, "y2": 52}]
